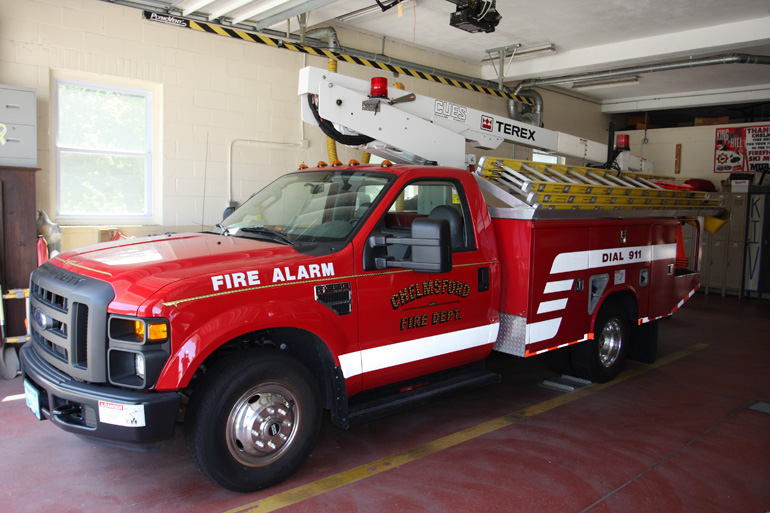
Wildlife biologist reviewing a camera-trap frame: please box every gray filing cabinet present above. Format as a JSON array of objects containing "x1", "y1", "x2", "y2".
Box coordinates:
[
  {"x1": 687, "y1": 192, "x2": 748, "y2": 295},
  {"x1": 0, "y1": 85, "x2": 37, "y2": 168}
]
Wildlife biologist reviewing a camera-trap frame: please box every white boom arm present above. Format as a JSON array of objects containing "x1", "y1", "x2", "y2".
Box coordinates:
[{"x1": 298, "y1": 66, "x2": 650, "y2": 171}]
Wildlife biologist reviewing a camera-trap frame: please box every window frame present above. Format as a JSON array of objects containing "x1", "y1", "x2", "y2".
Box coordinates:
[
  {"x1": 376, "y1": 177, "x2": 477, "y2": 253},
  {"x1": 52, "y1": 72, "x2": 162, "y2": 225},
  {"x1": 532, "y1": 150, "x2": 564, "y2": 165}
]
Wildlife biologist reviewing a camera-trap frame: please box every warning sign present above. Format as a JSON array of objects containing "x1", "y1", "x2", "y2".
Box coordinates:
[{"x1": 98, "y1": 400, "x2": 146, "y2": 427}]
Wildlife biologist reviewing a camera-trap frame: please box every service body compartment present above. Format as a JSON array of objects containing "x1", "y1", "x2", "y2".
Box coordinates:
[{"x1": 492, "y1": 216, "x2": 697, "y2": 358}]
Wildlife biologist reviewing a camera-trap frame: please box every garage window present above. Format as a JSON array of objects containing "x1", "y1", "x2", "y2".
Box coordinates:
[
  {"x1": 532, "y1": 150, "x2": 563, "y2": 165},
  {"x1": 54, "y1": 77, "x2": 159, "y2": 224}
]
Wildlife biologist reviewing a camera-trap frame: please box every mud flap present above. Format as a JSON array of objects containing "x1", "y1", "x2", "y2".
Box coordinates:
[{"x1": 628, "y1": 320, "x2": 659, "y2": 364}]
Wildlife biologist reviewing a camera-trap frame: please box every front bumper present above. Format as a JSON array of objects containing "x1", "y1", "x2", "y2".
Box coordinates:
[{"x1": 20, "y1": 343, "x2": 180, "y2": 450}]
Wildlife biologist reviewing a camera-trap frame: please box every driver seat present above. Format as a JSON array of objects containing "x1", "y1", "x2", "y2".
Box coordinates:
[{"x1": 428, "y1": 205, "x2": 464, "y2": 249}]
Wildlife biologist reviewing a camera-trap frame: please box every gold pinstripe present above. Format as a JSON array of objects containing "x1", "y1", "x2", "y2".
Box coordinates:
[
  {"x1": 160, "y1": 260, "x2": 499, "y2": 308},
  {"x1": 53, "y1": 257, "x2": 114, "y2": 277}
]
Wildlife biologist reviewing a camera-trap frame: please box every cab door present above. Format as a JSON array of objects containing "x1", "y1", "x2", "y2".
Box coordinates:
[{"x1": 354, "y1": 177, "x2": 498, "y2": 391}]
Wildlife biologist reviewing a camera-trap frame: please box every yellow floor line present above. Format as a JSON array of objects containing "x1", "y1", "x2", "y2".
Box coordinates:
[{"x1": 225, "y1": 343, "x2": 708, "y2": 513}]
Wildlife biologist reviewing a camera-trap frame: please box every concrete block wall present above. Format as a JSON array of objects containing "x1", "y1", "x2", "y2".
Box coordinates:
[{"x1": 1, "y1": 0, "x2": 609, "y2": 252}]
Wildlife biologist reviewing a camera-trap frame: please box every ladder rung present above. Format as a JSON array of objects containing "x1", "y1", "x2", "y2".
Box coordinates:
[
  {"x1": 4, "y1": 335, "x2": 30, "y2": 344},
  {"x1": 520, "y1": 163, "x2": 557, "y2": 183},
  {"x1": 2, "y1": 289, "x2": 29, "y2": 300},
  {"x1": 545, "y1": 166, "x2": 582, "y2": 185}
]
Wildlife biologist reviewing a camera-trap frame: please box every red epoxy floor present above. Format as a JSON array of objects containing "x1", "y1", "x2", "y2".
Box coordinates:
[{"x1": 1, "y1": 293, "x2": 768, "y2": 512}]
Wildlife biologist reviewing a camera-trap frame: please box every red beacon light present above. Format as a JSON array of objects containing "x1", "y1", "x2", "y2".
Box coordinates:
[
  {"x1": 370, "y1": 76, "x2": 388, "y2": 99},
  {"x1": 616, "y1": 134, "x2": 630, "y2": 151}
]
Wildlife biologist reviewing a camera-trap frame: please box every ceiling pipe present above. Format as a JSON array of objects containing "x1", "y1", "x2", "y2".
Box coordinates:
[
  {"x1": 512, "y1": 53, "x2": 770, "y2": 93},
  {"x1": 508, "y1": 53, "x2": 770, "y2": 127},
  {"x1": 508, "y1": 88, "x2": 543, "y2": 126},
  {"x1": 305, "y1": 26, "x2": 340, "y2": 50}
]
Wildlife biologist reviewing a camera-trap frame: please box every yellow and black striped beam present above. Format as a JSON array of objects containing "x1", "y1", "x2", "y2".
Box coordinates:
[{"x1": 142, "y1": 11, "x2": 533, "y2": 104}]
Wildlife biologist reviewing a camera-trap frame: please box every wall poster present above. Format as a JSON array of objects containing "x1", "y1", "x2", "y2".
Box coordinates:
[{"x1": 714, "y1": 125, "x2": 770, "y2": 173}]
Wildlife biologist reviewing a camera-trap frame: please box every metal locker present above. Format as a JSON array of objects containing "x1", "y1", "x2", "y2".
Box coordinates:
[
  {"x1": 729, "y1": 193, "x2": 747, "y2": 243},
  {"x1": 708, "y1": 240, "x2": 727, "y2": 294},
  {"x1": 725, "y1": 240, "x2": 744, "y2": 292}
]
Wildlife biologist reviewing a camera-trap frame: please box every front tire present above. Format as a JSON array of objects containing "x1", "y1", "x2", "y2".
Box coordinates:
[
  {"x1": 185, "y1": 349, "x2": 321, "y2": 492},
  {"x1": 571, "y1": 302, "x2": 629, "y2": 383}
]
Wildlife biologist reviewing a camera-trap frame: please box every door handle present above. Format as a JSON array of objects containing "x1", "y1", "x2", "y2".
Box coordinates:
[{"x1": 478, "y1": 267, "x2": 490, "y2": 292}]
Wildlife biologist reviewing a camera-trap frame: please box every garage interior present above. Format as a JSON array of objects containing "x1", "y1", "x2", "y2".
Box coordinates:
[{"x1": 1, "y1": 0, "x2": 770, "y2": 511}]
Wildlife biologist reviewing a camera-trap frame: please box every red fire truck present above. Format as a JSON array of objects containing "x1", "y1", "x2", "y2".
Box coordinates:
[{"x1": 20, "y1": 67, "x2": 721, "y2": 492}]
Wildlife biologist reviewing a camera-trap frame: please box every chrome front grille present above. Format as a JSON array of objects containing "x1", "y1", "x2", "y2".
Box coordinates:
[{"x1": 29, "y1": 263, "x2": 114, "y2": 383}]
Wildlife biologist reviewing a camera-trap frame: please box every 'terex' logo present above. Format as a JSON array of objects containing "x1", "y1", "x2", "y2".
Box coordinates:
[{"x1": 481, "y1": 115, "x2": 537, "y2": 141}]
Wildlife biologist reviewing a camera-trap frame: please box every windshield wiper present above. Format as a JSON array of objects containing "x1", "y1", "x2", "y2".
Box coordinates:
[
  {"x1": 238, "y1": 227, "x2": 295, "y2": 246},
  {"x1": 215, "y1": 223, "x2": 230, "y2": 236}
]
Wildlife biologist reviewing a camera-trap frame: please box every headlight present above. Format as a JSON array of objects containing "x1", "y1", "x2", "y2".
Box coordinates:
[
  {"x1": 107, "y1": 315, "x2": 170, "y2": 389},
  {"x1": 110, "y1": 317, "x2": 169, "y2": 344},
  {"x1": 135, "y1": 353, "x2": 146, "y2": 379}
]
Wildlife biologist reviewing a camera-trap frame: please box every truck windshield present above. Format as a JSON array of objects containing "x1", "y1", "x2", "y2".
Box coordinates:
[{"x1": 220, "y1": 170, "x2": 392, "y2": 244}]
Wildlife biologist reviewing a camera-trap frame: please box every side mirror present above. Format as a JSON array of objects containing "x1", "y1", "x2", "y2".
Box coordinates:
[{"x1": 364, "y1": 218, "x2": 452, "y2": 273}]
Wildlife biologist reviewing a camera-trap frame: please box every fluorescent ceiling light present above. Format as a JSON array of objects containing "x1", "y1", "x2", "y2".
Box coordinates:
[
  {"x1": 230, "y1": 0, "x2": 294, "y2": 24},
  {"x1": 514, "y1": 44, "x2": 556, "y2": 56},
  {"x1": 482, "y1": 43, "x2": 556, "y2": 63},
  {"x1": 571, "y1": 76, "x2": 640, "y2": 90},
  {"x1": 336, "y1": 4, "x2": 383, "y2": 22}
]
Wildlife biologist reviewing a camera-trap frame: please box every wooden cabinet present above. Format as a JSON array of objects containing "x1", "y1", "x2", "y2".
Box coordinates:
[{"x1": 0, "y1": 166, "x2": 38, "y2": 335}]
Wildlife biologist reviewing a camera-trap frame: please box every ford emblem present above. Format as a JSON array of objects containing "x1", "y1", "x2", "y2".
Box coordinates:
[{"x1": 34, "y1": 308, "x2": 53, "y2": 331}]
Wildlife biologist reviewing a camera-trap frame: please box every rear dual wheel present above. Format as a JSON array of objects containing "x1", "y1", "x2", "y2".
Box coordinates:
[{"x1": 185, "y1": 349, "x2": 321, "y2": 492}]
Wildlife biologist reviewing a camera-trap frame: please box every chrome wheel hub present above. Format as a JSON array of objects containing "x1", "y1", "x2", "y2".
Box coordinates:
[
  {"x1": 226, "y1": 384, "x2": 299, "y2": 467},
  {"x1": 598, "y1": 319, "x2": 622, "y2": 368}
]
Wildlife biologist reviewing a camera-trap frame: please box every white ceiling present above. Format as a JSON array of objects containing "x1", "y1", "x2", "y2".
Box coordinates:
[{"x1": 129, "y1": 0, "x2": 770, "y2": 113}]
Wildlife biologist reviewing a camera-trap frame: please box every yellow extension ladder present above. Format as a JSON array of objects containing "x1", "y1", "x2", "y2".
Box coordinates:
[{"x1": 478, "y1": 157, "x2": 722, "y2": 212}]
